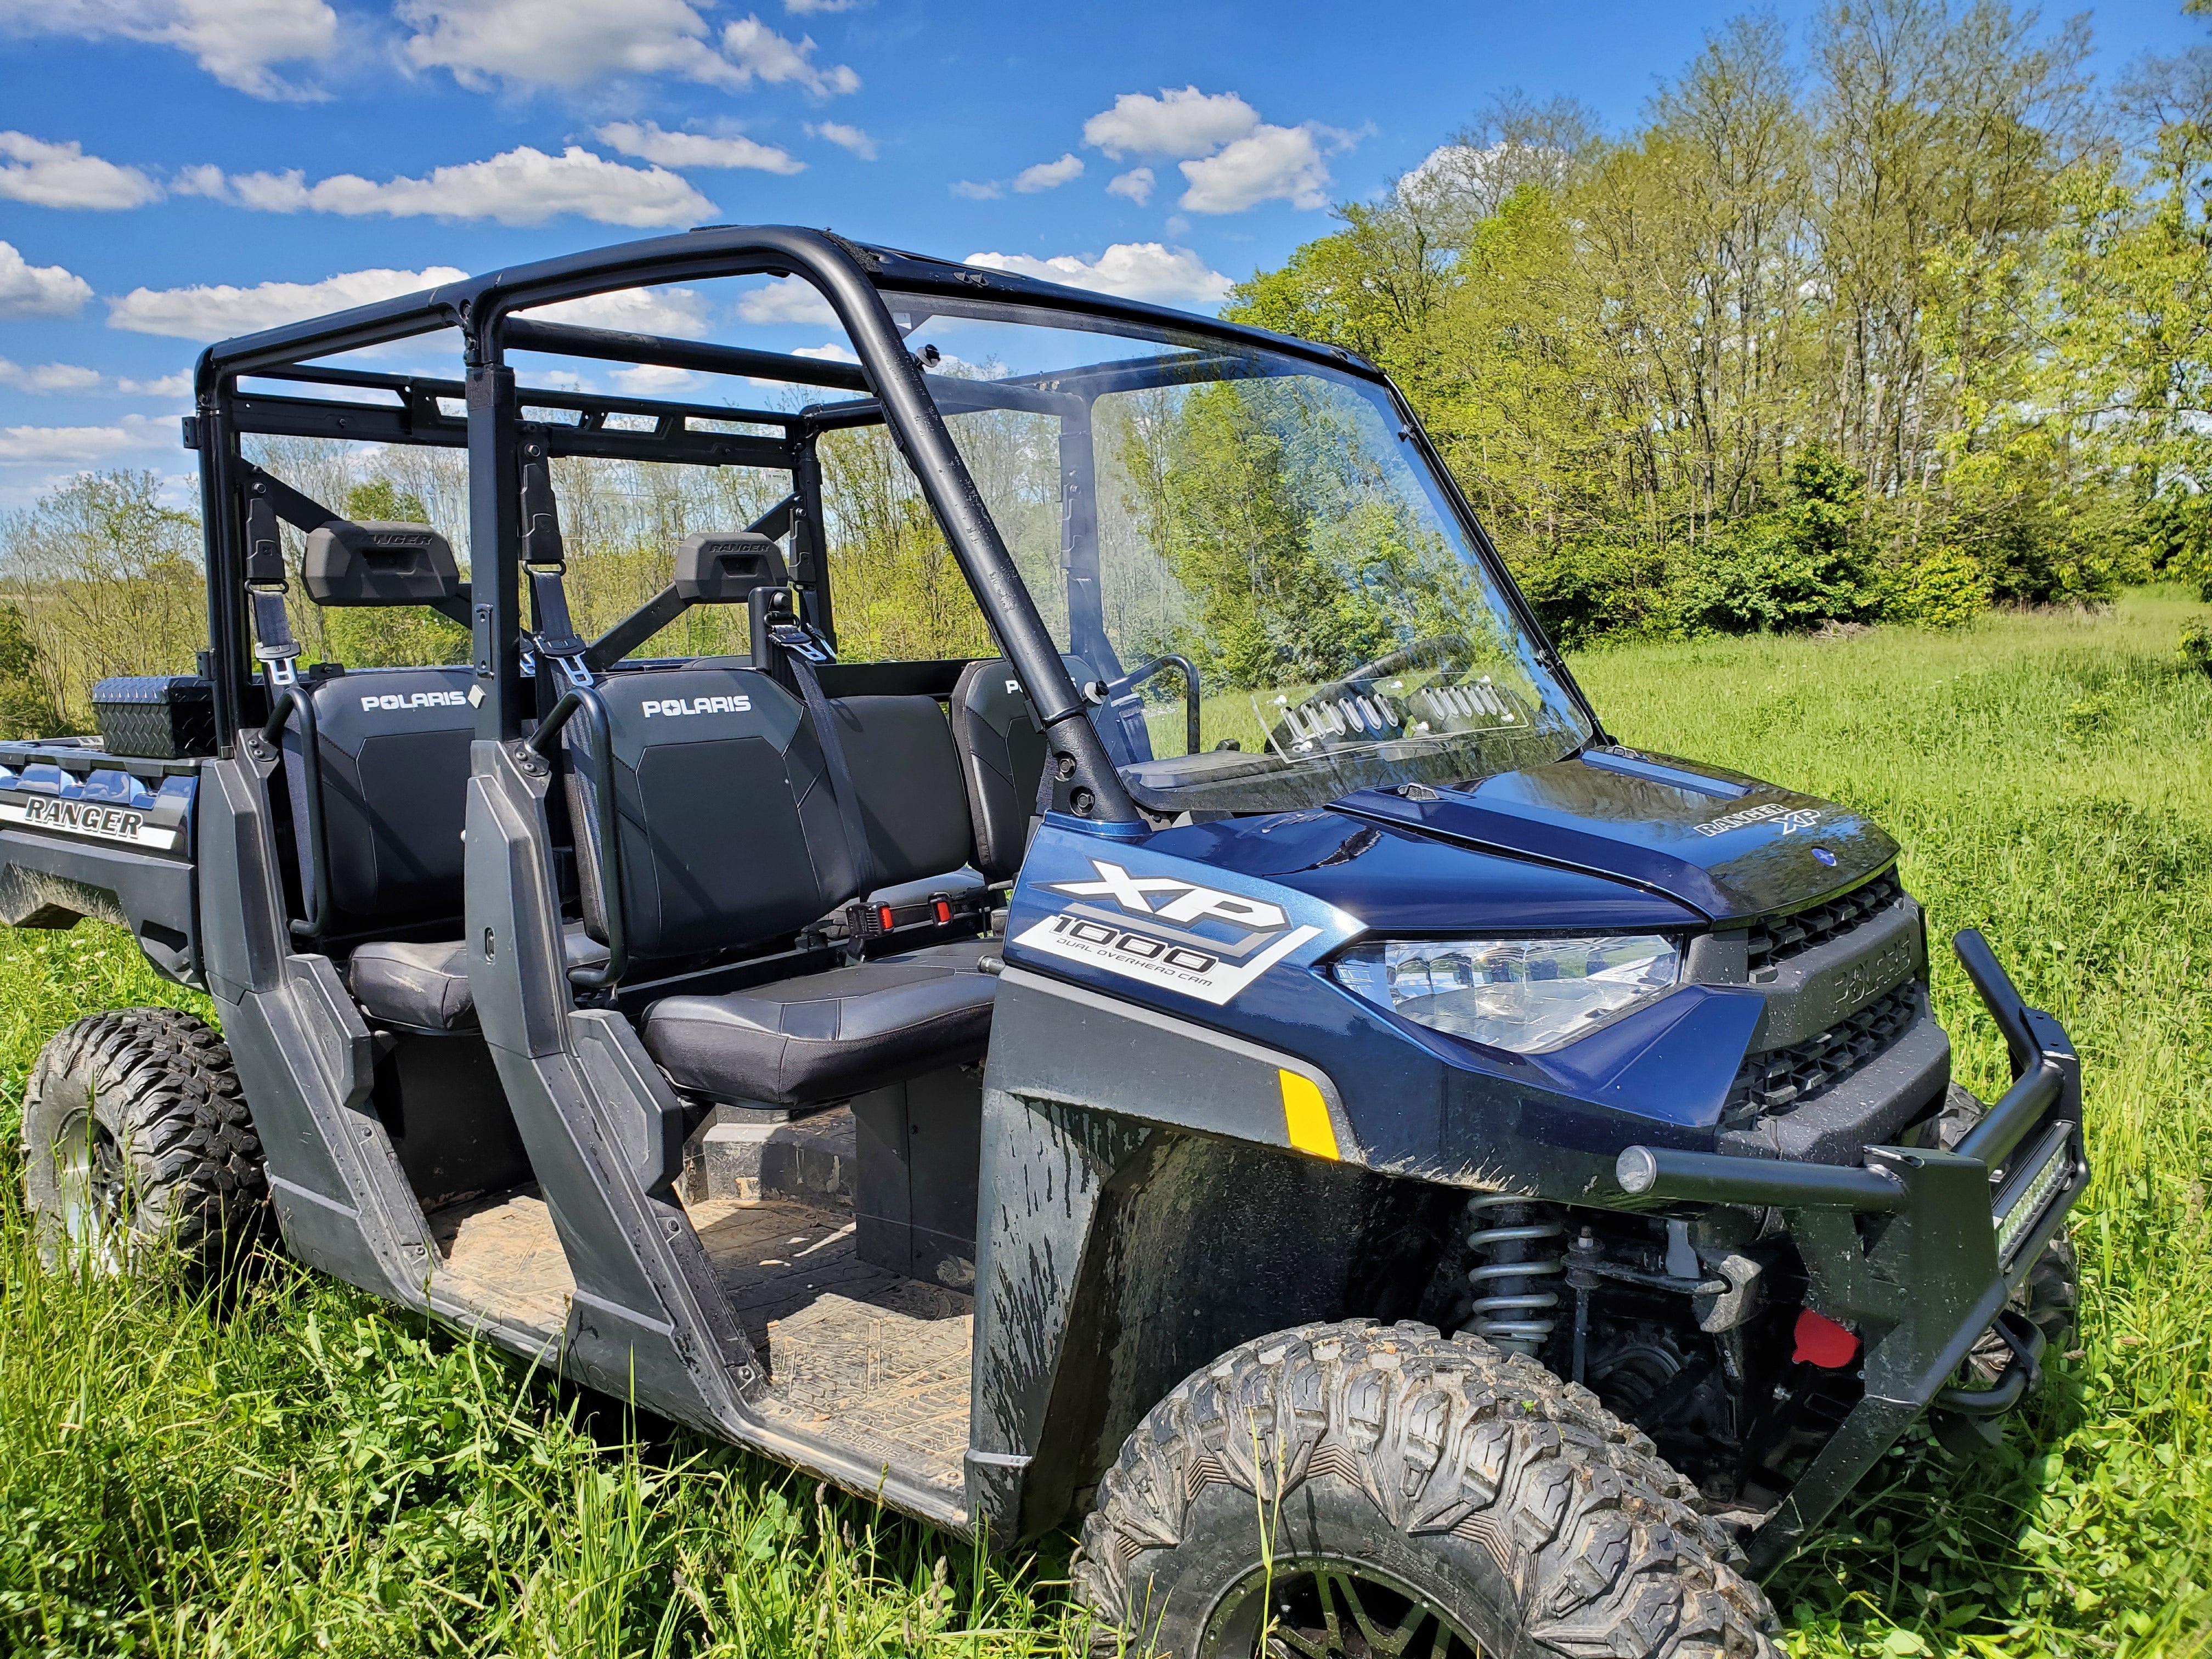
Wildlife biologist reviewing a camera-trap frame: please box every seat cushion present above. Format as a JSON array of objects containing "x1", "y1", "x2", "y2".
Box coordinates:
[
  {"x1": 349, "y1": 924, "x2": 611, "y2": 1032},
  {"x1": 639, "y1": 944, "x2": 996, "y2": 1107}
]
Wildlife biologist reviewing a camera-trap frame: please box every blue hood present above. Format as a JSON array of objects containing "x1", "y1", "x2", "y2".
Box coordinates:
[{"x1": 1331, "y1": 748, "x2": 1897, "y2": 923}]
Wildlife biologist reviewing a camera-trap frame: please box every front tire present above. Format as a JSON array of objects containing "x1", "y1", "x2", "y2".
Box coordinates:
[
  {"x1": 20, "y1": 1008, "x2": 264, "y2": 1280},
  {"x1": 1074, "y1": 1319, "x2": 1776, "y2": 1658}
]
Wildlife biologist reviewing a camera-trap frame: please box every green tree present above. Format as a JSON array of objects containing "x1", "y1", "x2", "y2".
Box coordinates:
[{"x1": 0, "y1": 603, "x2": 66, "y2": 738}]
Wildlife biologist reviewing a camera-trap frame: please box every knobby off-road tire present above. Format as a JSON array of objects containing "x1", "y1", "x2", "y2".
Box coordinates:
[
  {"x1": 1936, "y1": 1081, "x2": 2080, "y2": 1383},
  {"x1": 1074, "y1": 1319, "x2": 1778, "y2": 1659},
  {"x1": 20, "y1": 1007, "x2": 265, "y2": 1280}
]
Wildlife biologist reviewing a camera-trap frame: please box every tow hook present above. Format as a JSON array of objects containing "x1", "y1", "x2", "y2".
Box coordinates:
[{"x1": 1928, "y1": 1308, "x2": 2046, "y2": 1456}]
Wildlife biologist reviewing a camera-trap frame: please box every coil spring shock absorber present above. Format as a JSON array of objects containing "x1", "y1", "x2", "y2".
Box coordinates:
[{"x1": 1463, "y1": 1195, "x2": 1563, "y2": 1356}]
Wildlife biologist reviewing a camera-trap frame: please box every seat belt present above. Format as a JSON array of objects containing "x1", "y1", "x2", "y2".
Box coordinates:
[
  {"x1": 519, "y1": 443, "x2": 594, "y2": 692},
  {"x1": 754, "y1": 586, "x2": 879, "y2": 907},
  {"x1": 241, "y1": 473, "x2": 336, "y2": 691}
]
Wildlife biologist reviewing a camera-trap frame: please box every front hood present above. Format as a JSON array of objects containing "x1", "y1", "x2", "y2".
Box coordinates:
[{"x1": 1338, "y1": 748, "x2": 1898, "y2": 923}]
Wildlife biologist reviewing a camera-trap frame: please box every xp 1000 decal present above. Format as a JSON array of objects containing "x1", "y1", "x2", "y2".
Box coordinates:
[{"x1": 1008, "y1": 827, "x2": 1360, "y2": 1006}]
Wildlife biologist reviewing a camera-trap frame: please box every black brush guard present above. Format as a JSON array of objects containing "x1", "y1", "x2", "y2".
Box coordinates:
[{"x1": 1616, "y1": 928, "x2": 2087, "y2": 1576}]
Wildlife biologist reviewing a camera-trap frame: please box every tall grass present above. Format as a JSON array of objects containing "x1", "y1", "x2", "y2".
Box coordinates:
[
  {"x1": 1576, "y1": 590, "x2": 2212, "y2": 1658},
  {"x1": 1, "y1": 592, "x2": 2207, "y2": 1655}
]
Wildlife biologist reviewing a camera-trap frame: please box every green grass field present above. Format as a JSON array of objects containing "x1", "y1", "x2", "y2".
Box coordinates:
[{"x1": 2, "y1": 592, "x2": 2208, "y2": 1657}]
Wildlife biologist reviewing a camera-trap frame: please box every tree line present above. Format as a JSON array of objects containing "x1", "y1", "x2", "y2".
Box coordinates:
[
  {"x1": 0, "y1": 417, "x2": 990, "y2": 732},
  {"x1": 1229, "y1": 0, "x2": 2212, "y2": 644}
]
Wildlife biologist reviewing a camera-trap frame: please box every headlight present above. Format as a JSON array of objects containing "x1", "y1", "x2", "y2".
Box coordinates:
[{"x1": 1330, "y1": 935, "x2": 1680, "y2": 1053}]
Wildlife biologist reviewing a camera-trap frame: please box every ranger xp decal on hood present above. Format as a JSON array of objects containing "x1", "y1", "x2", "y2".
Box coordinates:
[{"x1": 1008, "y1": 830, "x2": 1361, "y2": 1006}]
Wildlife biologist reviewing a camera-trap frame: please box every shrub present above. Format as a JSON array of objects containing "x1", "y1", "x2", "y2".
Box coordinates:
[
  {"x1": 1887, "y1": 545, "x2": 1993, "y2": 630},
  {"x1": 2181, "y1": 617, "x2": 2212, "y2": 675},
  {"x1": 1511, "y1": 538, "x2": 1679, "y2": 648}
]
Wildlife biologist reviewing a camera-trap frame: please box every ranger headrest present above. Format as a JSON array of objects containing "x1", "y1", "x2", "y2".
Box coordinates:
[
  {"x1": 303, "y1": 521, "x2": 464, "y2": 607},
  {"x1": 673, "y1": 532, "x2": 788, "y2": 604}
]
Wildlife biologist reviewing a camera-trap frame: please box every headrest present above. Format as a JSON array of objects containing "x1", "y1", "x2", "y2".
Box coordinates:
[
  {"x1": 303, "y1": 521, "x2": 463, "y2": 607},
  {"x1": 673, "y1": 531, "x2": 788, "y2": 604}
]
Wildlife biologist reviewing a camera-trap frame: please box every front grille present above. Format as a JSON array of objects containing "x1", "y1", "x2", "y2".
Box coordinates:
[
  {"x1": 1725, "y1": 980, "x2": 1923, "y2": 1118},
  {"x1": 1746, "y1": 872, "x2": 1904, "y2": 972}
]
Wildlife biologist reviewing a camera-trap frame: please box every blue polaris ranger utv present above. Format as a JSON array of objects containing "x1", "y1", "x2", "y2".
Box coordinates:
[{"x1": 12, "y1": 228, "x2": 2084, "y2": 1657}]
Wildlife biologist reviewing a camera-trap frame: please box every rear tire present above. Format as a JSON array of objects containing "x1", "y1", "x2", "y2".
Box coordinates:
[
  {"x1": 20, "y1": 1008, "x2": 264, "y2": 1281},
  {"x1": 1073, "y1": 1319, "x2": 1776, "y2": 1658}
]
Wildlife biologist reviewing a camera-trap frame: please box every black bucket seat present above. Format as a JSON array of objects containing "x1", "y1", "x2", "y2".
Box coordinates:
[
  {"x1": 272, "y1": 518, "x2": 478, "y2": 943},
  {"x1": 559, "y1": 661, "x2": 996, "y2": 1108}
]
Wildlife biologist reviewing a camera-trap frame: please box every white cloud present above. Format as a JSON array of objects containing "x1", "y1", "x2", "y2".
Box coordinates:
[
  {"x1": 1178, "y1": 124, "x2": 1336, "y2": 215},
  {"x1": 949, "y1": 179, "x2": 1000, "y2": 200},
  {"x1": 399, "y1": 0, "x2": 731, "y2": 88},
  {"x1": 964, "y1": 243, "x2": 1232, "y2": 307},
  {"x1": 1107, "y1": 167, "x2": 1154, "y2": 205},
  {"x1": 0, "y1": 359, "x2": 101, "y2": 393},
  {"x1": 721, "y1": 14, "x2": 857, "y2": 95},
  {"x1": 222, "y1": 145, "x2": 714, "y2": 228},
  {"x1": 0, "y1": 132, "x2": 163, "y2": 210},
  {"x1": 595, "y1": 121, "x2": 803, "y2": 176},
  {"x1": 807, "y1": 121, "x2": 876, "y2": 161},
  {"x1": 735, "y1": 278, "x2": 837, "y2": 326},
  {"x1": 0, "y1": 360, "x2": 195, "y2": 396},
  {"x1": 792, "y1": 342, "x2": 857, "y2": 363},
  {"x1": 1400, "y1": 143, "x2": 1489, "y2": 210},
  {"x1": 0, "y1": 414, "x2": 174, "y2": 464},
  {"x1": 108, "y1": 265, "x2": 469, "y2": 339},
  {"x1": 171, "y1": 162, "x2": 227, "y2": 198},
  {"x1": 0, "y1": 242, "x2": 94, "y2": 317},
  {"x1": 521, "y1": 285, "x2": 713, "y2": 338},
  {"x1": 611, "y1": 363, "x2": 701, "y2": 393},
  {"x1": 1082, "y1": 88, "x2": 1259, "y2": 161},
  {"x1": 397, "y1": 1, "x2": 853, "y2": 94},
  {"x1": 1012, "y1": 153, "x2": 1083, "y2": 194},
  {"x1": 2, "y1": 0, "x2": 337, "y2": 99}
]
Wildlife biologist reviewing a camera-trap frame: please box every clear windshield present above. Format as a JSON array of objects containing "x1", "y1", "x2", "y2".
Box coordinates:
[{"x1": 883, "y1": 292, "x2": 1596, "y2": 813}]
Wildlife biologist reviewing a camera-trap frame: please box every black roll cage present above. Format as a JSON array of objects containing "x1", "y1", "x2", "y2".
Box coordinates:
[{"x1": 187, "y1": 225, "x2": 1605, "y2": 821}]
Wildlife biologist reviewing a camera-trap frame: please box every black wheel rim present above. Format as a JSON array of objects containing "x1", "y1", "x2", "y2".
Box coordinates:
[{"x1": 1201, "y1": 1558, "x2": 1488, "y2": 1658}]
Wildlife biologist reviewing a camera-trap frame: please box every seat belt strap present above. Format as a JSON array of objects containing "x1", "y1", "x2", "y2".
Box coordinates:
[
  {"x1": 244, "y1": 488, "x2": 301, "y2": 689},
  {"x1": 780, "y1": 641, "x2": 879, "y2": 902},
  {"x1": 518, "y1": 443, "x2": 594, "y2": 691},
  {"x1": 528, "y1": 566, "x2": 594, "y2": 690}
]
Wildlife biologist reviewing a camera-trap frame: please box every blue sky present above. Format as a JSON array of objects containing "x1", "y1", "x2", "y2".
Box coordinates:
[{"x1": 0, "y1": 0, "x2": 2200, "y2": 506}]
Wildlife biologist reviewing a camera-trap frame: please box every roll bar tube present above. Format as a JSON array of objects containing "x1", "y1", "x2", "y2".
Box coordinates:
[{"x1": 461, "y1": 228, "x2": 1136, "y2": 825}]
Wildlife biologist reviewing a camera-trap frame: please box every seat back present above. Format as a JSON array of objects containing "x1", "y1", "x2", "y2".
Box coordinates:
[
  {"x1": 833, "y1": 695, "x2": 975, "y2": 888},
  {"x1": 566, "y1": 666, "x2": 856, "y2": 962},
  {"x1": 566, "y1": 673, "x2": 985, "y2": 967},
  {"x1": 284, "y1": 667, "x2": 476, "y2": 932},
  {"x1": 949, "y1": 655, "x2": 1104, "y2": 881},
  {"x1": 280, "y1": 519, "x2": 473, "y2": 936},
  {"x1": 949, "y1": 661, "x2": 1047, "y2": 882}
]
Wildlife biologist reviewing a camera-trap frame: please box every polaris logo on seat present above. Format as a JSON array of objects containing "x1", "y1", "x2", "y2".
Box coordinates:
[
  {"x1": 643, "y1": 695, "x2": 751, "y2": 718},
  {"x1": 361, "y1": 690, "x2": 469, "y2": 712}
]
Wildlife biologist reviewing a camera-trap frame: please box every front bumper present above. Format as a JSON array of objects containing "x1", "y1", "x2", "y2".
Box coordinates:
[{"x1": 1617, "y1": 929, "x2": 2088, "y2": 1577}]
